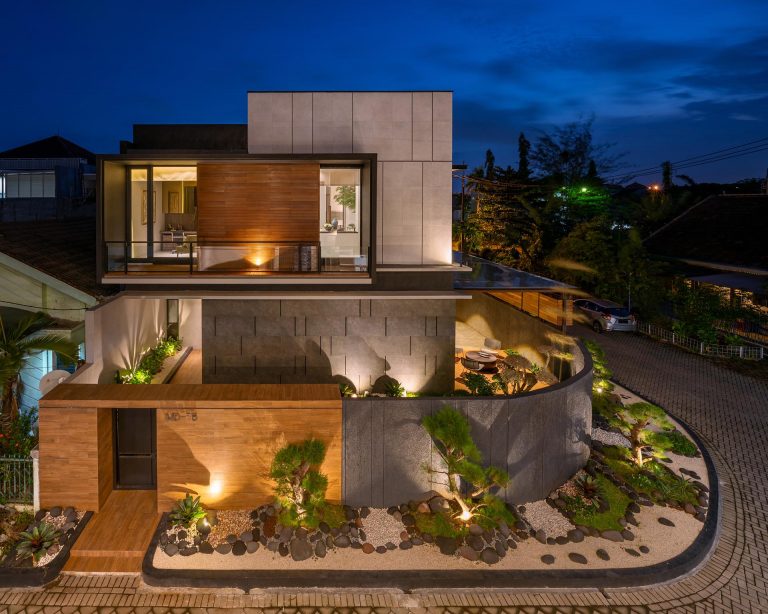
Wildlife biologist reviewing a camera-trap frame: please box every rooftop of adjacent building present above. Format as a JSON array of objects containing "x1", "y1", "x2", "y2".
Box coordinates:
[{"x1": 0, "y1": 135, "x2": 95, "y2": 164}]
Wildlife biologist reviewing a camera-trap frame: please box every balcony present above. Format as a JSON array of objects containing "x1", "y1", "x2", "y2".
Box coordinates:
[{"x1": 103, "y1": 240, "x2": 370, "y2": 280}]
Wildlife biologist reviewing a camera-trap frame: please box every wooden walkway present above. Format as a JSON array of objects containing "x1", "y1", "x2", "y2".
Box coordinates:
[
  {"x1": 64, "y1": 490, "x2": 160, "y2": 573},
  {"x1": 169, "y1": 348, "x2": 202, "y2": 384}
]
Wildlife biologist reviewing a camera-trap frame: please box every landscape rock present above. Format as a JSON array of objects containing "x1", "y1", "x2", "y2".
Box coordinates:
[
  {"x1": 376, "y1": 545, "x2": 387, "y2": 554},
  {"x1": 541, "y1": 554, "x2": 555, "y2": 565},
  {"x1": 468, "y1": 523, "x2": 484, "y2": 536},
  {"x1": 658, "y1": 517, "x2": 675, "y2": 527},
  {"x1": 315, "y1": 541, "x2": 326, "y2": 558},
  {"x1": 435, "y1": 536, "x2": 459, "y2": 555},
  {"x1": 481, "y1": 548, "x2": 500, "y2": 564},
  {"x1": 535, "y1": 529, "x2": 547, "y2": 544},
  {"x1": 362, "y1": 543, "x2": 375, "y2": 554},
  {"x1": 639, "y1": 545, "x2": 650, "y2": 554},
  {"x1": 567, "y1": 529, "x2": 584, "y2": 543},
  {"x1": 334, "y1": 535, "x2": 351, "y2": 548},
  {"x1": 385, "y1": 541, "x2": 397, "y2": 550},
  {"x1": 568, "y1": 553, "x2": 588, "y2": 564},
  {"x1": 246, "y1": 541, "x2": 259, "y2": 553},
  {"x1": 601, "y1": 530, "x2": 624, "y2": 542},
  {"x1": 180, "y1": 547, "x2": 197, "y2": 556},
  {"x1": 164, "y1": 543, "x2": 179, "y2": 556},
  {"x1": 621, "y1": 529, "x2": 635, "y2": 541},
  {"x1": 215, "y1": 543, "x2": 231, "y2": 555},
  {"x1": 290, "y1": 539, "x2": 313, "y2": 561},
  {"x1": 596, "y1": 549, "x2": 610, "y2": 561},
  {"x1": 198, "y1": 542, "x2": 214, "y2": 554},
  {"x1": 625, "y1": 548, "x2": 641, "y2": 557},
  {"x1": 399, "y1": 540, "x2": 413, "y2": 550},
  {"x1": 458, "y1": 545, "x2": 478, "y2": 561}
]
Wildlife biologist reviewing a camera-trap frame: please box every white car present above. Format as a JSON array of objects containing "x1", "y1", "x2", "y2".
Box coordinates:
[{"x1": 574, "y1": 298, "x2": 636, "y2": 333}]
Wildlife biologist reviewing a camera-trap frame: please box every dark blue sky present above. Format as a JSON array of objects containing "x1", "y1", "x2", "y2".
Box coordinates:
[{"x1": 2, "y1": 0, "x2": 767, "y2": 182}]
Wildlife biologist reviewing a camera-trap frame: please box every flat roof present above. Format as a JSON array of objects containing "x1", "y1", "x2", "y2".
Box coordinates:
[
  {"x1": 453, "y1": 252, "x2": 573, "y2": 292},
  {"x1": 40, "y1": 383, "x2": 341, "y2": 409}
]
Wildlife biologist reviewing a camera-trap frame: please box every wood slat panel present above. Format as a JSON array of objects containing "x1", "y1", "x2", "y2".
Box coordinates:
[
  {"x1": 41, "y1": 383, "x2": 341, "y2": 409},
  {"x1": 39, "y1": 407, "x2": 101, "y2": 511},
  {"x1": 156, "y1": 407, "x2": 342, "y2": 511},
  {"x1": 491, "y1": 291, "x2": 573, "y2": 327},
  {"x1": 197, "y1": 163, "x2": 320, "y2": 243},
  {"x1": 96, "y1": 408, "x2": 113, "y2": 509}
]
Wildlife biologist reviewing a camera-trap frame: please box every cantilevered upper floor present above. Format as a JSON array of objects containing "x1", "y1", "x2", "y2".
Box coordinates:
[{"x1": 98, "y1": 91, "x2": 454, "y2": 289}]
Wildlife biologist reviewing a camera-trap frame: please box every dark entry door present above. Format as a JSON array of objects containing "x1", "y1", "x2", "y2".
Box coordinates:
[{"x1": 114, "y1": 409, "x2": 156, "y2": 489}]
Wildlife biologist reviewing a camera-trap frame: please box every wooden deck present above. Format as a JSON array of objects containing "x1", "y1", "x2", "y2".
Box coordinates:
[
  {"x1": 169, "y1": 349, "x2": 202, "y2": 384},
  {"x1": 64, "y1": 490, "x2": 160, "y2": 573}
]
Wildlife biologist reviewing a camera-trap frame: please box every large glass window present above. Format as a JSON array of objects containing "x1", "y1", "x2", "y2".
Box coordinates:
[
  {"x1": 320, "y1": 168, "x2": 363, "y2": 268},
  {"x1": 0, "y1": 172, "x2": 55, "y2": 198}
]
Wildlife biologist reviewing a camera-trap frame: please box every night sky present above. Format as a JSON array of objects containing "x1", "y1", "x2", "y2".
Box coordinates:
[{"x1": 2, "y1": 0, "x2": 767, "y2": 183}]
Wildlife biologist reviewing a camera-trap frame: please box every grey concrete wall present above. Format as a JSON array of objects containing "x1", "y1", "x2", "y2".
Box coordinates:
[
  {"x1": 247, "y1": 92, "x2": 453, "y2": 265},
  {"x1": 202, "y1": 298, "x2": 455, "y2": 394},
  {"x1": 342, "y1": 342, "x2": 592, "y2": 506}
]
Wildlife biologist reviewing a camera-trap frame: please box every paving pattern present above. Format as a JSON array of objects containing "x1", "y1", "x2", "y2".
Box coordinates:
[{"x1": 1, "y1": 328, "x2": 766, "y2": 613}]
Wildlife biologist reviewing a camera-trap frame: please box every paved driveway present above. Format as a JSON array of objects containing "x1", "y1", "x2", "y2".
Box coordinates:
[{"x1": 0, "y1": 328, "x2": 766, "y2": 612}]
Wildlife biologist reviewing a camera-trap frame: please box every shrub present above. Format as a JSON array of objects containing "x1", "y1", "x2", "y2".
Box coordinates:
[
  {"x1": 422, "y1": 405, "x2": 509, "y2": 521},
  {"x1": 338, "y1": 383, "x2": 355, "y2": 397},
  {"x1": 644, "y1": 429, "x2": 698, "y2": 457},
  {"x1": 574, "y1": 474, "x2": 604, "y2": 503},
  {"x1": 459, "y1": 371, "x2": 499, "y2": 396},
  {"x1": 15, "y1": 522, "x2": 60, "y2": 562},
  {"x1": 615, "y1": 402, "x2": 672, "y2": 466},
  {"x1": 117, "y1": 336, "x2": 182, "y2": 384},
  {"x1": 583, "y1": 339, "x2": 614, "y2": 395},
  {"x1": 169, "y1": 494, "x2": 206, "y2": 528},
  {"x1": 384, "y1": 379, "x2": 405, "y2": 397},
  {"x1": 0, "y1": 408, "x2": 38, "y2": 457},
  {"x1": 270, "y1": 438, "x2": 328, "y2": 527}
]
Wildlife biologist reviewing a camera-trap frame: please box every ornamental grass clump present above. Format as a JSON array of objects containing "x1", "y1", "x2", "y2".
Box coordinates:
[
  {"x1": 422, "y1": 405, "x2": 510, "y2": 524},
  {"x1": 169, "y1": 494, "x2": 206, "y2": 528},
  {"x1": 270, "y1": 438, "x2": 328, "y2": 527},
  {"x1": 15, "y1": 522, "x2": 60, "y2": 562}
]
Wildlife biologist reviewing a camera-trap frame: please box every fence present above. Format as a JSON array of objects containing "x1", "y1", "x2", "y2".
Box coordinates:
[
  {"x1": 0, "y1": 456, "x2": 34, "y2": 503},
  {"x1": 637, "y1": 321, "x2": 766, "y2": 360}
]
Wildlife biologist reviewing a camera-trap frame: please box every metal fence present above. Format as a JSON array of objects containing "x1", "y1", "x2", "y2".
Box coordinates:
[
  {"x1": 0, "y1": 456, "x2": 33, "y2": 503},
  {"x1": 637, "y1": 321, "x2": 766, "y2": 360}
]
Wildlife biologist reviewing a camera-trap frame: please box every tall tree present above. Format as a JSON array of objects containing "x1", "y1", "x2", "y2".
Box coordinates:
[
  {"x1": 517, "y1": 132, "x2": 531, "y2": 181},
  {"x1": 661, "y1": 161, "x2": 672, "y2": 192},
  {"x1": 0, "y1": 313, "x2": 78, "y2": 433}
]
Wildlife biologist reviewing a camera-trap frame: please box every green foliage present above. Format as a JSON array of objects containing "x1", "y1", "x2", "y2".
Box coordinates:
[
  {"x1": 604, "y1": 454, "x2": 699, "y2": 506},
  {"x1": 338, "y1": 383, "x2": 355, "y2": 397},
  {"x1": 562, "y1": 473, "x2": 630, "y2": 532},
  {"x1": 459, "y1": 371, "x2": 498, "y2": 396},
  {"x1": 422, "y1": 406, "x2": 510, "y2": 517},
  {"x1": 414, "y1": 510, "x2": 466, "y2": 538},
  {"x1": 669, "y1": 281, "x2": 729, "y2": 344},
  {"x1": 117, "y1": 336, "x2": 182, "y2": 384},
  {"x1": 0, "y1": 509, "x2": 34, "y2": 558},
  {"x1": 591, "y1": 393, "x2": 624, "y2": 429},
  {"x1": 270, "y1": 438, "x2": 328, "y2": 527},
  {"x1": 384, "y1": 378, "x2": 405, "y2": 397},
  {"x1": 334, "y1": 185, "x2": 357, "y2": 210},
  {"x1": 15, "y1": 521, "x2": 61, "y2": 562},
  {"x1": 169, "y1": 494, "x2": 206, "y2": 528},
  {"x1": 583, "y1": 339, "x2": 614, "y2": 395},
  {"x1": 574, "y1": 474, "x2": 603, "y2": 502},
  {"x1": 644, "y1": 429, "x2": 698, "y2": 457},
  {"x1": 615, "y1": 402, "x2": 672, "y2": 466},
  {"x1": 0, "y1": 407, "x2": 38, "y2": 456},
  {"x1": 475, "y1": 493, "x2": 518, "y2": 530}
]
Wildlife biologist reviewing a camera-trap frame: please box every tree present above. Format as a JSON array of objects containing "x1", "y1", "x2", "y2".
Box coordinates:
[
  {"x1": 334, "y1": 185, "x2": 356, "y2": 211},
  {"x1": 530, "y1": 118, "x2": 620, "y2": 186},
  {"x1": 614, "y1": 402, "x2": 672, "y2": 466},
  {"x1": 269, "y1": 438, "x2": 328, "y2": 526},
  {"x1": 422, "y1": 405, "x2": 509, "y2": 520},
  {"x1": 0, "y1": 312, "x2": 78, "y2": 434},
  {"x1": 517, "y1": 132, "x2": 531, "y2": 180}
]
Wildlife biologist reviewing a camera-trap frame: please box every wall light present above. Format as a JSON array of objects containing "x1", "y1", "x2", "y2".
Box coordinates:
[{"x1": 210, "y1": 474, "x2": 224, "y2": 497}]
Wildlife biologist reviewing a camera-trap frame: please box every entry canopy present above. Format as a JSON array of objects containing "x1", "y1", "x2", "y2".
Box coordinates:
[{"x1": 453, "y1": 252, "x2": 574, "y2": 292}]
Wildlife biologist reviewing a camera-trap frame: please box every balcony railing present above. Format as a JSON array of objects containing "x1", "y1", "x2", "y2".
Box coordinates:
[{"x1": 104, "y1": 241, "x2": 369, "y2": 276}]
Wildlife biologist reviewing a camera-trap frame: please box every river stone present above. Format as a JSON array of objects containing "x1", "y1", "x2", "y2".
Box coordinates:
[
  {"x1": 340, "y1": 524, "x2": 351, "y2": 535},
  {"x1": 568, "y1": 553, "x2": 588, "y2": 564},
  {"x1": 385, "y1": 541, "x2": 397, "y2": 550},
  {"x1": 34, "y1": 510, "x2": 47, "y2": 522},
  {"x1": 362, "y1": 543, "x2": 375, "y2": 554},
  {"x1": 498, "y1": 521, "x2": 510, "y2": 537},
  {"x1": 507, "y1": 538, "x2": 517, "y2": 550},
  {"x1": 412, "y1": 537, "x2": 424, "y2": 546},
  {"x1": 279, "y1": 526, "x2": 294, "y2": 542},
  {"x1": 601, "y1": 530, "x2": 624, "y2": 542},
  {"x1": 628, "y1": 502, "x2": 641, "y2": 514},
  {"x1": 468, "y1": 523, "x2": 484, "y2": 536},
  {"x1": 278, "y1": 543, "x2": 289, "y2": 557},
  {"x1": 458, "y1": 545, "x2": 478, "y2": 561},
  {"x1": 358, "y1": 529, "x2": 367, "y2": 542},
  {"x1": 49, "y1": 506, "x2": 62, "y2": 517},
  {"x1": 435, "y1": 536, "x2": 459, "y2": 555},
  {"x1": 164, "y1": 543, "x2": 179, "y2": 556},
  {"x1": 376, "y1": 545, "x2": 387, "y2": 554},
  {"x1": 267, "y1": 541, "x2": 279, "y2": 552},
  {"x1": 351, "y1": 541, "x2": 362, "y2": 550},
  {"x1": 199, "y1": 541, "x2": 214, "y2": 554},
  {"x1": 177, "y1": 540, "x2": 190, "y2": 549},
  {"x1": 399, "y1": 540, "x2": 413, "y2": 550},
  {"x1": 481, "y1": 548, "x2": 500, "y2": 565},
  {"x1": 334, "y1": 535, "x2": 351, "y2": 548},
  {"x1": 429, "y1": 497, "x2": 449, "y2": 513},
  {"x1": 534, "y1": 529, "x2": 547, "y2": 544},
  {"x1": 242, "y1": 541, "x2": 257, "y2": 554},
  {"x1": 567, "y1": 529, "x2": 584, "y2": 543},
  {"x1": 325, "y1": 535, "x2": 333, "y2": 548},
  {"x1": 360, "y1": 506, "x2": 371, "y2": 518},
  {"x1": 658, "y1": 517, "x2": 675, "y2": 527},
  {"x1": 225, "y1": 534, "x2": 237, "y2": 544},
  {"x1": 639, "y1": 545, "x2": 650, "y2": 554},
  {"x1": 215, "y1": 543, "x2": 231, "y2": 555},
  {"x1": 547, "y1": 537, "x2": 556, "y2": 545},
  {"x1": 417, "y1": 502, "x2": 430, "y2": 514},
  {"x1": 290, "y1": 539, "x2": 313, "y2": 561},
  {"x1": 230, "y1": 540, "x2": 246, "y2": 556},
  {"x1": 387, "y1": 506, "x2": 398, "y2": 515},
  {"x1": 180, "y1": 546, "x2": 197, "y2": 556},
  {"x1": 319, "y1": 521, "x2": 331, "y2": 534},
  {"x1": 295, "y1": 527, "x2": 308, "y2": 540},
  {"x1": 422, "y1": 533, "x2": 434, "y2": 544},
  {"x1": 541, "y1": 554, "x2": 555, "y2": 565},
  {"x1": 625, "y1": 548, "x2": 641, "y2": 557},
  {"x1": 160, "y1": 533, "x2": 169, "y2": 546},
  {"x1": 262, "y1": 515, "x2": 276, "y2": 538},
  {"x1": 556, "y1": 536, "x2": 568, "y2": 545},
  {"x1": 696, "y1": 510, "x2": 706, "y2": 522},
  {"x1": 621, "y1": 529, "x2": 635, "y2": 541},
  {"x1": 468, "y1": 535, "x2": 485, "y2": 551},
  {"x1": 315, "y1": 540, "x2": 326, "y2": 558},
  {"x1": 344, "y1": 506, "x2": 357, "y2": 520},
  {"x1": 596, "y1": 549, "x2": 610, "y2": 561},
  {"x1": 402, "y1": 513, "x2": 416, "y2": 527},
  {"x1": 684, "y1": 503, "x2": 696, "y2": 515}
]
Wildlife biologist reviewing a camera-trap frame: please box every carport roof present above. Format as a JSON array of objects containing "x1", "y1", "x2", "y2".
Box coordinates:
[{"x1": 453, "y1": 252, "x2": 573, "y2": 291}]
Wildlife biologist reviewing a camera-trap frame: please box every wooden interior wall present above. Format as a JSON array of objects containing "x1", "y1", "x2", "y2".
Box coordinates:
[
  {"x1": 196, "y1": 163, "x2": 320, "y2": 243},
  {"x1": 492, "y1": 291, "x2": 573, "y2": 327},
  {"x1": 155, "y1": 406, "x2": 342, "y2": 511},
  {"x1": 97, "y1": 408, "x2": 113, "y2": 509},
  {"x1": 39, "y1": 406, "x2": 102, "y2": 511}
]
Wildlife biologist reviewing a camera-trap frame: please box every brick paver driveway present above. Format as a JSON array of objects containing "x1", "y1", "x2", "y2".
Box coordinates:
[{"x1": 1, "y1": 329, "x2": 765, "y2": 613}]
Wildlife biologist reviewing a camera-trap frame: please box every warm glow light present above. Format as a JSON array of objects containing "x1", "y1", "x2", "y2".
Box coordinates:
[
  {"x1": 596, "y1": 385, "x2": 604, "y2": 394},
  {"x1": 248, "y1": 254, "x2": 263, "y2": 267},
  {"x1": 649, "y1": 184, "x2": 661, "y2": 191},
  {"x1": 210, "y1": 475, "x2": 224, "y2": 497},
  {"x1": 202, "y1": 518, "x2": 210, "y2": 527},
  {"x1": 459, "y1": 510, "x2": 472, "y2": 522}
]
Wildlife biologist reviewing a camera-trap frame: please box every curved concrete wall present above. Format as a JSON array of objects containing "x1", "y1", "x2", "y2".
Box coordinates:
[{"x1": 342, "y1": 341, "x2": 592, "y2": 506}]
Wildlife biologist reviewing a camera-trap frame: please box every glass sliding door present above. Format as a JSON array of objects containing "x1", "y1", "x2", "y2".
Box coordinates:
[{"x1": 128, "y1": 167, "x2": 152, "y2": 259}]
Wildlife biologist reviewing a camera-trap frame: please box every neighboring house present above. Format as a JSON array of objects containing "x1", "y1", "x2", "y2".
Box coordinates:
[
  {"x1": 0, "y1": 135, "x2": 96, "y2": 222},
  {"x1": 645, "y1": 194, "x2": 768, "y2": 336},
  {"x1": 0, "y1": 218, "x2": 109, "y2": 409}
]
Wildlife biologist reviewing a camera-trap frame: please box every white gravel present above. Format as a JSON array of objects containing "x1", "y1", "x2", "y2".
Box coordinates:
[
  {"x1": 360, "y1": 508, "x2": 405, "y2": 546},
  {"x1": 592, "y1": 427, "x2": 631, "y2": 448},
  {"x1": 522, "y1": 500, "x2": 574, "y2": 537}
]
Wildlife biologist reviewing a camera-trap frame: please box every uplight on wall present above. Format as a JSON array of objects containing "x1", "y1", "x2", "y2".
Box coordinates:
[{"x1": 209, "y1": 473, "x2": 224, "y2": 498}]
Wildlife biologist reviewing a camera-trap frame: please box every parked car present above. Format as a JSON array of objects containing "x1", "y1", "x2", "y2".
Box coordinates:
[{"x1": 574, "y1": 298, "x2": 636, "y2": 333}]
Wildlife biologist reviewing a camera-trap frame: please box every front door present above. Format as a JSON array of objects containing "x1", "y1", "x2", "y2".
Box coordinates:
[{"x1": 114, "y1": 409, "x2": 156, "y2": 489}]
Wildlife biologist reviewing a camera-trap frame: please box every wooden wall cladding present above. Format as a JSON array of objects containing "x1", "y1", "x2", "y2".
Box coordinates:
[
  {"x1": 97, "y1": 408, "x2": 114, "y2": 509},
  {"x1": 197, "y1": 163, "x2": 320, "y2": 243},
  {"x1": 155, "y1": 406, "x2": 342, "y2": 512},
  {"x1": 39, "y1": 406, "x2": 102, "y2": 511}
]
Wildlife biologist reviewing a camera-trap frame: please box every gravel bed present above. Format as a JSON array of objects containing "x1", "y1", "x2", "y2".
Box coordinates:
[
  {"x1": 592, "y1": 427, "x2": 630, "y2": 448},
  {"x1": 360, "y1": 508, "x2": 405, "y2": 546},
  {"x1": 522, "y1": 500, "x2": 575, "y2": 537},
  {"x1": 205, "y1": 510, "x2": 251, "y2": 547},
  {"x1": 35, "y1": 509, "x2": 83, "y2": 567}
]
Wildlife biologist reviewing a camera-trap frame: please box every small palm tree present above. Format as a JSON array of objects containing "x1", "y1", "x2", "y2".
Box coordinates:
[{"x1": 0, "y1": 312, "x2": 79, "y2": 433}]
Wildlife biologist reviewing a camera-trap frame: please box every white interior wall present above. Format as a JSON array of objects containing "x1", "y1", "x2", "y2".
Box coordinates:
[
  {"x1": 248, "y1": 91, "x2": 453, "y2": 266},
  {"x1": 179, "y1": 298, "x2": 202, "y2": 348}
]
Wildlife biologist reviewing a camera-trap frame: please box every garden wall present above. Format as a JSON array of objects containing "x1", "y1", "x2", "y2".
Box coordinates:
[{"x1": 342, "y1": 341, "x2": 592, "y2": 506}]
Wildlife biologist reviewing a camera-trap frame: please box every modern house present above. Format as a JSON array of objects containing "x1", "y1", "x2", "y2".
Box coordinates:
[
  {"x1": 0, "y1": 136, "x2": 96, "y2": 222},
  {"x1": 35, "y1": 92, "x2": 591, "y2": 574}
]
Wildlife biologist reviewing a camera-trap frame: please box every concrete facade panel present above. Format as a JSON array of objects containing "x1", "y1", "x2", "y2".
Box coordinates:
[
  {"x1": 412, "y1": 92, "x2": 433, "y2": 161},
  {"x1": 352, "y1": 92, "x2": 413, "y2": 160},
  {"x1": 432, "y1": 91, "x2": 453, "y2": 162},
  {"x1": 381, "y1": 162, "x2": 423, "y2": 264},
  {"x1": 312, "y1": 92, "x2": 353, "y2": 153},
  {"x1": 247, "y1": 92, "x2": 293, "y2": 154},
  {"x1": 292, "y1": 92, "x2": 313, "y2": 153}
]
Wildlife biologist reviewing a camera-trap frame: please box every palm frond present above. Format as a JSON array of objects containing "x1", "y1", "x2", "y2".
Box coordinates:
[{"x1": 17, "y1": 335, "x2": 79, "y2": 362}]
